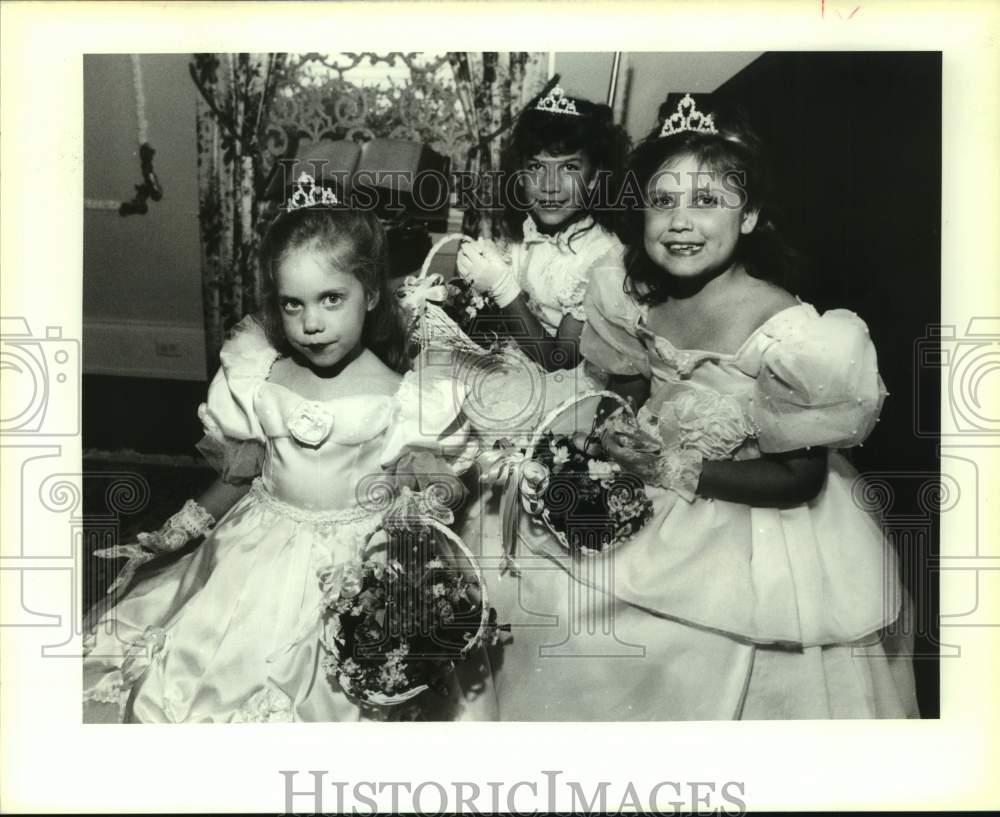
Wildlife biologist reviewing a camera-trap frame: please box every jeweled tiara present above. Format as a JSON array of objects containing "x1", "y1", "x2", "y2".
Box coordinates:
[
  {"x1": 287, "y1": 172, "x2": 339, "y2": 211},
  {"x1": 535, "y1": 85, "x2": 581, "y2": 117},
  {"x1": 659, "y1": 93, "x2": 718, "y2": 137}
]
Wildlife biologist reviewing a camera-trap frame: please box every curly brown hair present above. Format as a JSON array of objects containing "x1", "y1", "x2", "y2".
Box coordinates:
[{"x1": 498, "y1": 94, "x2": 631, "y2": 246}]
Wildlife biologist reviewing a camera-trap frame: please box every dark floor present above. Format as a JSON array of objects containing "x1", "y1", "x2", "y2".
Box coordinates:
[{"x1": 81, "y1": 458, "x2": 217, "y2": 615}]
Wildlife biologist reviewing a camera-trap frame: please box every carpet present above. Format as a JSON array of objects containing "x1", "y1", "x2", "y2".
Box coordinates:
[{"x1": 82, "y1": 450, "x2": 217, "y2": 614}]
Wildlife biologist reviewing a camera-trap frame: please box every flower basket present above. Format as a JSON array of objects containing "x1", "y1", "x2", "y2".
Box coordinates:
[
  {"x1": 480, "y1": 390, "x2": 656, "y2": 566},
  {"x1": 398, "y1": 233, "x2": 503, "y2": 354},
  {"x1": 319, "y1": 515, "x2": 493, "y2": 707},
  {"x1": 524, "y1": 390, "x2": 655, "y2": 556}
]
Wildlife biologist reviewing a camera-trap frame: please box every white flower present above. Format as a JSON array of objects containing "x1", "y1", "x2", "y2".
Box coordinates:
[
  {"x1": 587, "y1": 458, "x2": 620, "y2": 482},
  {"x1": 519, "y1": 460, "x2": 550, "y2": 492},
  {"x1": 339, "y1": 562, "x2": 365, "y2": 599},
  {"x1": 287, "y1": 401, "x2": 334, "y2": 446},
  {"x1": 432, "y1": 582, "x2": 447, "y2": 598},
  {"x1": 552, "y1": 446, "x2": 571, "y2": 467},
  {"x1": 425, "y1": 558, "x2": 444, "y2": 570},
  {"x1": 378, "y1": 645, "x2": 410, "y2": 692},
  {"x1": 320, "y1": 653, "x2": 339, "y2": 677}
]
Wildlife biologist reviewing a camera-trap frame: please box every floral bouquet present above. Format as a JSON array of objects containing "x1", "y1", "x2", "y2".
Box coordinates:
[
  {"x1": 438, "y1": 273, "x2": 497, "y2": 341},
  {"x1": 530, "y1": 427, "x2": 655, "y2": 553},
  {"x1": 480, "y1": 391, "x2": 655, "y2": 562},
  {"x1": 319, "y1": 493, "x2": 495, "y2": 707}
]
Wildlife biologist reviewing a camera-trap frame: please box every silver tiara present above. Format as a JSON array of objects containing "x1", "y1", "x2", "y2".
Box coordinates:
[
  {"x1": 287, "y1": 172, "x2": 339, "y2": 211},
  {"x1": 659, "y1": 94, "x2": 718, "y2": 137},
  {"x1": 535, "y1": 85, "x2": 581, "y2": 117}
]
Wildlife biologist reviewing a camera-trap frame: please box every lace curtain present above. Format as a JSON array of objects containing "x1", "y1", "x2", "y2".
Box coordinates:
[{"x1": 448, "y1": 52, "x2": 549, "y2": 237}]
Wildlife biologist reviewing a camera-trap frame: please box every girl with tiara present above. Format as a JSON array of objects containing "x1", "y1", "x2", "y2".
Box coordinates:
[
  {"x1": 555, "y1": 92, "x2": 919, "y2": 718},
  {"x1": 454, "y1": 85, "x2": 630, "y2": 446},
  {"x1": 453, "y1": 87, "x2": 703, "y2": 720},
  {"x1": 83, "y1": 178, "x2": 496, "y2": 723}
]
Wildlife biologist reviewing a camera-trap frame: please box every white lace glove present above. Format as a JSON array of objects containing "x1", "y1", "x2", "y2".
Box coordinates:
[
  {"x1": 599, "y1": 408, "x2": 703, "y2": 501},
  {"x1": 456, "y1": 239, "x2": 520, "y2": 307},
  {"x1": 95, "y1": 499, "x2": 216, "y2": 594},
  {"x1": 648, "y1": 447, "x2": 703, "y2": 502}
]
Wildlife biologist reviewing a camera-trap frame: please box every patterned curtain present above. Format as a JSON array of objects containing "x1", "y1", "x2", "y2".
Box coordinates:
[
  {"x1": 191, "y1": 53, "x2": 286, "y2": 373},
  {"x1": 447, "y1": 52, "x2": 549, "y2": 238}
]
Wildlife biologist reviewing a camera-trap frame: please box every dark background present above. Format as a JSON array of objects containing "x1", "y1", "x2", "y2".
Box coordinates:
[{"x1": 717, "y1": 52, "x2": 941, "y2": 717}]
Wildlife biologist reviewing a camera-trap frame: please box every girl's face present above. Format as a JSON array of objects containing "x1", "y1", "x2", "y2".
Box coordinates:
[
  {"x1": 643, "y1": 153, "x2": 758, "y2": 281},
  {"x1": 275, "y1": 244, "x2": 375, "y2": 370},
  {"x1": 523, "y1": 150, "x2": 595, "y2": 230}
]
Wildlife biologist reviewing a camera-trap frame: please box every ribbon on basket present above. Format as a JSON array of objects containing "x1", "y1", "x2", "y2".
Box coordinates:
[
  {"x1": 398, "y1": 273, "x2": 449, "y2": 314},
  {"x1": 478, "y1": 443, "x2": 550, "y2": 576}
]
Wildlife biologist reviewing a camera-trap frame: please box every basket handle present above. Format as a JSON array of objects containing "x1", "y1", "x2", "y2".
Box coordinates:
[
  {"x1": 418, "y1": 232, "x2": 469, "y2": 281},
  {"x1": 527, "y1": 389, "x2": 636, "y2": 459},
  {"x1": 367, "y1": 516, "x2": 491, "y2": 656},
  {"x1": 424, "y1": 517, "x2": 491, "y2": 655}
]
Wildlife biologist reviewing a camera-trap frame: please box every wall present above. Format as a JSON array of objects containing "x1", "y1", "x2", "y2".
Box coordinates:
[
  {"x1": 83, "y1": 54, "x2": 205, "y2": 380},
  {"x1": 554, "y1": 52, "x2": 617, "y2": 109},
  {"x1": 556, "y1": 51, "x2": 762, "y2": 142},
  {"x1": 715, "y1": 53, "x2": 942, "y2": 716}
]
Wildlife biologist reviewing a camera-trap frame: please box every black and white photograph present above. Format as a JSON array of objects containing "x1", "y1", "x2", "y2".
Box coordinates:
[
  {"x1": 78, "y1": 49, "x2": 939, "y2": 726},
  {"x1": 2, "y1": 2, "x2": 998, "y2": 814}
]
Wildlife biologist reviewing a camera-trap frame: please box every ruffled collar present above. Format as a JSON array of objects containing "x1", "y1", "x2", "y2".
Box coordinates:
[
  {"x1": 636, "y1": 301, "x2": 816, "y2": 379},
  {"x1": 522, "y1": 214, "x2": 596, "y2": 251}
]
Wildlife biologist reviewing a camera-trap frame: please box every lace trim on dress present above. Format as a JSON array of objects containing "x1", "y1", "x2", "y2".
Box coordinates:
[
  {"x1": 84, "y1": 668, "x2": 128, "y2": 708},
  {"x1": 83, "y1": 625, "x2": 168, "y2": 721},
  {"x1": 230, "y1": 686, "x2": 294, "y2": 723},
  {"x1": 247, "y1": 478, "x2": 380, "y2": 526}
]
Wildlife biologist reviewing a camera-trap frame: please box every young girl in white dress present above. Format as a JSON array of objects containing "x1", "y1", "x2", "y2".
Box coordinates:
[
  {"x1": 83, "y1": 182, "x2": 495, "y2": 723},
  {"x1": 557, "y1": 93, "x2": 919, "y2": 718},
  {"x1": 454, "y1": 89, "x2": 712, "y2": 720},
  {"x1": 454, "y1": 85, "x2": 629, "y2": 446}
]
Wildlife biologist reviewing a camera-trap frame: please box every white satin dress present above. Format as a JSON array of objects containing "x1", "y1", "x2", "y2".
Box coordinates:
[
  {"x1": 537, "y1": 263, "x2": 921, "y2": 720},
  {"x1": 82, "y1": 317, "x2": 496, "y2": 723},
  {"x1": 459, "y1": 258, "x2": 919, "y2": 721}
]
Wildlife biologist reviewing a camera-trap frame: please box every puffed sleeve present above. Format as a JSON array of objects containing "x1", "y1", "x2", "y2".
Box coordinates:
[
  {"x1": 379, "y1": 368, "x2": 478, "y2": 475},
  {"x1": 195, "y1": 316, "x2": 276, "y2": 482},
  {"x1": 746, "y1": 308, "x2": 887, "y2": 453},
  {"x1": 579, "y1": 250, "x2": 651, "y2": 378},
  {"x1": 558, "y1": 228, "x2": 625, "y2": 322}
]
